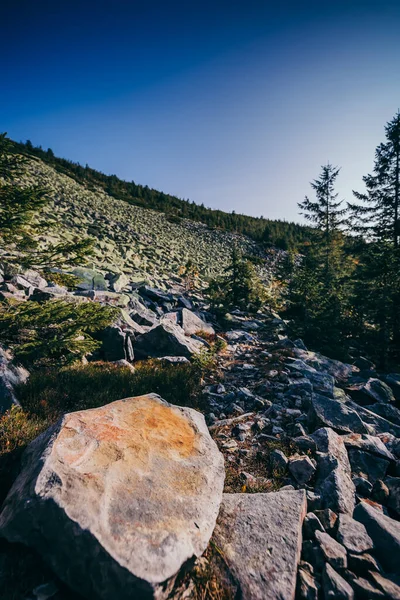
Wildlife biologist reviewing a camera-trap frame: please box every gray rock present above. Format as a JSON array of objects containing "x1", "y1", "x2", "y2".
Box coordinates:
[
  {"x1": 289, "y1": 456, "x2": 316, "y2": 485},
  {"x1": 101, "y1": 325, "x2": 131, "y2": 362},
  {"x1": 0, "y1": 394, "x2": 225, "y2": 600},
  {"x1": 314, "y1": 509, "x2": 338, "y2": 532},
  {"x1": 270, "y1": 449, "x2": 288, "y2": 471},
  {"x1": 346, "y1": 401, "x2": 400, "y2": 437},
  {"x1": 347, "y1": 551, "x2": 382, "y2": 575},
  {"x1": 315, "y1": 530, "x2": 347, "y2": 570},
  {"x1": 336, "y1": 514, "x2": 373, "y2": 554},
  {"x1": 383, "y1": 373, "x2": 400, "y2": 401},
  {"x1": 385, "y1": 476, "x2": 400, "y2": 515},
  {"x1": 212, "y1": 490, "x2": 307, "y2": 600},
  {"x1": 322, "y1": 564, "x2": 354, "y2": 599},
  {"x1": 346, "y1": 572, "x2": 385, "y2": 599},
  {"x1": 180, "y1": 308, "x2": 215, "y2": 336},
  {"x1": 134, "y1": 322, "x2": 203, "y2": 359},
  {"x1": 348, "y1": 449, "x2": 389, "y2": 483},
  {"x1": 368, "y1": 571, "x2": 400, "y2": 600},
  {"x1": 293, "y1": 349, "x2": 353, "y2": 382},
  {"x1": 342, "y1": 433, "x2": 396, "y2": 461},
  {"x1": 354, "y1": 501, "x2": 400, "y2": 572},
  {"x1": 368, "y1": 403, "x2": 400, "y2": 427},
  {"x1": 0, "y1": 346, "x2": 29, "y2": 412},
  {"x1": 72, "y1": 267, "x2": 108, "y2": 291},
  {"x1": 352, "y1": 476, "x2": 373, "y2": 496},
  {"x1": 351, "y1": 378, "x2": 396, "y2": 404},
  {"x1": 310, "y1": 395, "x2": 368, "y2": 434},
  {"x1": 108, "y1": 272, "x2": 129, "y2": 293},
  {"x1": 297, "y1": 564, "x2": 319, "y2": 599},
  {"x1": 311, "y1": 428, "x2": 355, "y2": 515},
  {"x1": 303, "y1": 512, "x2": 325, "y2": 539}
]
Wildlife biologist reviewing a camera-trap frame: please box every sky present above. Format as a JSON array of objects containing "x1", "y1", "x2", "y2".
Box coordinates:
[{"x1": 1, "y1": 0, "x2": 400, "y2": 223}]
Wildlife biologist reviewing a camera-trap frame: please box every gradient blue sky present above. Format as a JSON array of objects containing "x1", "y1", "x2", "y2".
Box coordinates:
[{"x1": 1, "y1": 0, "x2": 400, "y2": 222}]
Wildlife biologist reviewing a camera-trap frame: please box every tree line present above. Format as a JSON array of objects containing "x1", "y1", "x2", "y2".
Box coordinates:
[{"x1": 278, "y1": 111, "x2": 400, "y2": 368}]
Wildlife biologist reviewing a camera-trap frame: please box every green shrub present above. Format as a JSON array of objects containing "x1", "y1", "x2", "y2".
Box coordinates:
[{"x1": 0, "y1": 299, "x2": 119, "y2": 367}]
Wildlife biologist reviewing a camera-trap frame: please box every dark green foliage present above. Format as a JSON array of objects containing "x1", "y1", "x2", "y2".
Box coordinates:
[
  {"x1": 0, "y1": 299, "x2": 119, "y2": 367},
  {"x1": 208, "y1": 246, "x2": 266, "y2": 311},
  {"x1": 10, "y1": 138, "x2": 311, "y2": 251},
  {"x1": 348, "y1": 112, "x2": 400, "y2": 366},
  {"x1": 282, "y1": 166, "x2": 351, "y2": 357}
]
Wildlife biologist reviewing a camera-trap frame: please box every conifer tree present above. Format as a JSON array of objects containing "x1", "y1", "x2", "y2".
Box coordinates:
[{"x1": 348, "y1": 112, "x2": 400, "y2": 365}]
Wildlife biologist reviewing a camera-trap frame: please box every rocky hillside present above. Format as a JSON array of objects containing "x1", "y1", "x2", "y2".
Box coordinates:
[{"x1": 14, "y1": 156, "x2": 271, "y2": 287}]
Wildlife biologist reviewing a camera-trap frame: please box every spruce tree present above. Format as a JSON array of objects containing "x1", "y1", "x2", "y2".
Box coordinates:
[{"x1": 348, "y1": 112, "x2": 400, "y2": 365}]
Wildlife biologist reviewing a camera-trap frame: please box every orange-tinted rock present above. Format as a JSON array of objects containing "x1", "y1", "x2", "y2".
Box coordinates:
[{"x1": 0, "y1": 394, "x2": 225, "y2": 599}]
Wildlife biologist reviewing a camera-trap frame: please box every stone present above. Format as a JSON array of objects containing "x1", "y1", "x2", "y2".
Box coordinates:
[
  {"x1": 72, "y1": 267, "x2": 108, "y2": 291},
  {"x1": 346, "y1": 401, "x2": 400, "y2": 437},
  {"x1": 303, "y1": 512, "x2": 325, "y2": 539},
  {"x1": 134, "y1": 322, "x2": 203, "y2": 359},
  {"x1": 352, "y1": 476, "x2": 373, "y2": 496},
  {"x1": 336, "y1": 514, "x2": 373, "y2": 554},
  {"x1": 385, "y1": 476, "x2": 400, "y2": 515},
  {"x1": 351, "y1": 378, "x2": 396, "y2": 405},
  {"x1": 368, "y1": 571, "x2": 400, "y2": 600},
  {"x1": 354, "y1": 501, "x2": 400, "y2": 572},
  {"x1": 293, "y1": 349, "x2": 353, "y2": 382},
  {"x1": 21, "y1": 269, "x2": 48, "y2": 289},
  {"x1": 309, "y1": 394, "x2": 368, "y2": 434},
  {"x1": 383, "y1": 373, "x2": 400, "y2": 401},
  {"x1": 322, "y1": 564, "x2": 354, "y2": 600},
  {"x1": 0, "y1": 346, "x2": 29, "y2": 412},
  {"x1": 288, "y1": 456, "x2": 316, "y2": 485},
  {"x1": 139, "y1": 286, "x2": 172, "y2": 304},
  {"x1": 314, "y1": 509, "x2": 338, "y2": 532},
  {"x1": 346, "y1": 573, "x2": 385, "y2": 599},
  {"x1": 311, "y1": 428, "x2": 355, "y2": 515},
  {"x1": 101, "y1": 326, "x2": 131, "y2": 362},
  {"x1": 212, "y1": 490, "x2": 307, "y2": 600},
  {"x1": 342, "y1": 433, "x2": 396, "y2": 462},
  {"x1": 180, "y1": 308, "x2": 215, "y2": 336},
  {"x1": 108, "y1": 272, "x2": 129, "y2": 293},
  {"x1": 315, "y1": 530, "x2": 347, "y2": 570},
  {"x1": 348, "y1": 449, "x2": 389, "y2": 483},
  {"x1": 347, "y1": 552, "x2": 382, "y2": 575},
  {"x1": 0, "y1": 394, "x2": 225, "y2": 600},
  {"x1": 297, "y1": 564, "x2": 319, "y2": 599},
  {"x1": 270, "y1": 449, "x2": 288, "y2": 471},
  {"x1": 368, "y1": 403, "x2": 400, "y2": 427}
]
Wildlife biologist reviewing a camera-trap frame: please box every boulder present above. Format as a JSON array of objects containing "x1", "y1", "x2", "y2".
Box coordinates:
[
  {"x1": 180, "y1": 309, "x2": 215, "y2": 336},
  {"x1": 309, "y1": 394, "x2": 368, "y2": 434},
  {"x1": 108, "y1": 273, "x2": 129, "y2": 293},
  {"x1": 138, "y1": 286, "x2": 172, "y2": 304},
  {"x1": 0, "y1": 346, "x2": 29, "y2": 412},
  {"x1": 288, "y1": 456, "x2": 316, "y2": 485},
  {"x1": 293, "y1": 349, "x2": 353, "y2": 382},
  {"x1": 348, "y1": 449, "x2": 389, "y2": 483},
  {"x1": 71, "y1": 267, "x2": 108, "y2": 291},
  {"x1": 311, "y1": 428, "x2": 355, "y2": 514},
  {"x1": 385, "y1": 476, "x2": 400, "y2": 515},
  {"x1": 134, "y1": 322, "x2": 203, "y2": 359},
  {"x1": 346, "y1": 400, "x2": 400, "y2": 437},
  {"x1": 322, "y1": 564, "x2": 354, "y2": 599},
  {"x1": 347, "y1": 378, "x2": 395, "y2": 405},
  {"x1": 101, "y1": 326, "x2": 132, "y2": 362},
  {"x1": 0, "y1": 394, "x2": 225, "y2": 599},
  {"x1": 336, "y1": 514, "x2": 373, "y2": 554},
  {"x1": 342, "y1": 433, "x2": 396, "y2": 462},
  {"x1": 211, "y1": 490, "x2": 306, "y2": 600},
  {"x1": 354, "y1": 501, "x2": 400, "y2": 572},
  {"x1": 383, "y1": 373, "x2": 400, "y2": 401},
  {"x1": 315, "y1": 531, "x2": 347, "y2": 570}
]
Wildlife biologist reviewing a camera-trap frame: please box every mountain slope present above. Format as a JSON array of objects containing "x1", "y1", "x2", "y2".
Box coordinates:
[{"x1": 18, "y1": 155, "x2": 270, "y2": 285}]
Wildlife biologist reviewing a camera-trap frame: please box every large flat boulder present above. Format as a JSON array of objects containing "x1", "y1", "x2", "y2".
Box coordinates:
[
  {"x1": 309, "y1": 394, "x2": 368, "y2": 434},
  {"x1": 180, "y1": 309, "x2": 215, "y2": 336},
  {"x1": 134, "y1": 321, "x2": 203, "y2": 359},
  {"x1": 211, "y1": 490, "x2": 307, "y2": 600},
  {"x1": 0, "y1": 394, "x2": 225, "y2": 599}
]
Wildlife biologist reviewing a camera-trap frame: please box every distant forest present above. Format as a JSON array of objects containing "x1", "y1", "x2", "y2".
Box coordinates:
[{"x1": 10, "y1": 139, "x2": 310, "y2": 251}]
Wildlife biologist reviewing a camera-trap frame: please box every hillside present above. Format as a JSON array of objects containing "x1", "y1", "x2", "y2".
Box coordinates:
[
  {"x1": 12, "y1": 139, "x2": 311, "y2": 251},
  {"x1": 8, "y1": 154, "x2": 278, "y2": 287}
]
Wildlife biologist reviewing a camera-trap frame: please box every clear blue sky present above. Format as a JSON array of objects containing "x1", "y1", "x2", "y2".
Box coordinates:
[{"x1": 1, "y1": 0, "x2": 400, "y2": 222}]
